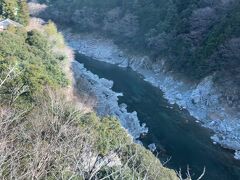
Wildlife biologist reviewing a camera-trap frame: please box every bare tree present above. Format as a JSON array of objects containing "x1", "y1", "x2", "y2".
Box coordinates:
[
  {"x1": 177, "y1": 166, "x2": 206, "y2": 180},
  {"x1": 0, "y1": 66, "x2": 29, "y2": 105}
]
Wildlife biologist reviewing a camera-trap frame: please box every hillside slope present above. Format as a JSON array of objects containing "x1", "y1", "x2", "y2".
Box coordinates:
[{"x1": 0, "y1": 1, "x2": 179, "y2": 179}]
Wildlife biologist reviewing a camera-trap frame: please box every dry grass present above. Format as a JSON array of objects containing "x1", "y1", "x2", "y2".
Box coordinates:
[{"x1": 0, "y1": 92, "x2": 88, "y2": 179}]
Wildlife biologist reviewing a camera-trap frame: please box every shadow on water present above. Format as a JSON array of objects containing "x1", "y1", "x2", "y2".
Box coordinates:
[{"x1": 75, "y1": 53, "x2": 240, "y2": 180}]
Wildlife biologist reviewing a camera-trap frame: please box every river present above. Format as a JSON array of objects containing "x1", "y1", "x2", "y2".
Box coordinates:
[{"x1": 75, "y1": 53, "x2": 240, "y2": 180}]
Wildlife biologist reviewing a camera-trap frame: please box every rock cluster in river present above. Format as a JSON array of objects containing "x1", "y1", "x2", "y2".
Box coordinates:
[
  {"x1": 72, "y1": 61, "x2": 148, "y2": 139},
  {"x1": 66, "y1": 32, "x2": 240, "y2": 160}
]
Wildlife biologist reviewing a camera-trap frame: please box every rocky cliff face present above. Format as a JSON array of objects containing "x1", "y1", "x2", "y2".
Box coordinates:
[{"x1": 65, "y1": 32, "x2": 240, "y2": 159}]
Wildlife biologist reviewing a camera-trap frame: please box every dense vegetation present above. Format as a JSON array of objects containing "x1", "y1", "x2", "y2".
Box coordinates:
[
  {"x1": 0, "y1": 26, "x2": 68, "y2": 104},
  {"x1": 40, "y1": 0, "x2": 240, "y2": 105},
  {"x1": 0, "y1": 0, "x2": 29, "y2": 25}
]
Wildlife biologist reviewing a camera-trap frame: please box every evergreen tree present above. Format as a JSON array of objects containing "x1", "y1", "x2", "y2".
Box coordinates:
[
  {"x1": 1, "y1": 0, "x2": 18, "y2": 21},
  {"x1": 17, "y1": 0, "x2": 29, "y2": 25},
  {"x1": 0, "y1": 0, "x2": 29, "y2": 25}
]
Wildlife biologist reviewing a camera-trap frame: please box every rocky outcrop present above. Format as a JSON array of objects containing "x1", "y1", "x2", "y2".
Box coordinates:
[{"x1": 66, "y1": 32, "x2": 240, "y2": 160}]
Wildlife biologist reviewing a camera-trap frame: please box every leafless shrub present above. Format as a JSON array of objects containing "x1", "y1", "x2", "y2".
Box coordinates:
[
  {"x1": 0, "y1": 66, "x2": 29, "y2": 105},
  {"x1": 177, "y1": 166, "x2": 206, "y2": 180}
]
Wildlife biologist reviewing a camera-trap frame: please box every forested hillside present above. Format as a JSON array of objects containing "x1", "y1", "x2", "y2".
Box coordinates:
[{"x1": 39, "y1": 0, "x2": 240, "y2": 107}]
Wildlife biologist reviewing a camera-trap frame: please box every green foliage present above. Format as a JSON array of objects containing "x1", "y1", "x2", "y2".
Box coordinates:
[
  {"x1": 0, "y1": 28, "x2": 68, "y2": 103},
  {"x1": 0, "y1": 0, "x2": 29, "y2": 25},
  {"x1": 199, "y1": 4, "x2": 240, "y2": 59},
  {"x1": 119, "y1": 144, "x2": 177, "y2": 180},
  {"x1": 17, "y1": 0, "x2": 29, "y2": 25},
  {"x1": 96, "y1": 117, "x2": 131, "y2": 155},
  {"x1": 26, "y1": 30, "x2": 50, "y2": 51},
  {"x1": 79, "y1": 113, "x2": 131, "y2": 155},
  {"x1": 44, "y1": 21, "x2": 65, "y2": 48},
  {"x1": 44, "y1": 20, "x2": 58, "y2": 35},
  {"x1": 0, "y1": 0, "x2": 18, "y2": 20}
]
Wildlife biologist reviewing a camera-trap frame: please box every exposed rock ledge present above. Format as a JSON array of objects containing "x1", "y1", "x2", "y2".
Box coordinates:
[{"x1": 66, "y1": 32, "x2": 240, "y2": 159}]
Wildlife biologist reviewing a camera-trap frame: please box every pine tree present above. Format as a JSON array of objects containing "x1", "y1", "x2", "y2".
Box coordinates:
[
  {"x1": 0, "y1": 0, "x2": 3, "y2": 18},
  {"x1": 0, "y1": 0, "x2": 29, "y2": 25},
  {"x1": 1, "y1": 0, "x2": 18, "y2": 21},
  {"x1": 17, "y1": 0, "x2": 29, "y2": 25}
]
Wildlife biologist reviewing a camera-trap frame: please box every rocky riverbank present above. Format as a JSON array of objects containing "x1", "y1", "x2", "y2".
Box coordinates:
[
  {"x1": 65, "y1": 32, "x2": 240, "y2": 160},
  {"x1": 72, "y1": 61, "x2": 148, "y2": 139}
]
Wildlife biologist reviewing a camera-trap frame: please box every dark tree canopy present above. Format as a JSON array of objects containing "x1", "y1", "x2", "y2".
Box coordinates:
[{"x1": 39, "y1": 0, "x2": 240, "y2": 94}]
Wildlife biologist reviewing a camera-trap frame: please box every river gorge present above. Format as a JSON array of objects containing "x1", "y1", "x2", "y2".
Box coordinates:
[
  {"x1": 71, "y1": 51, "x2": 240, "y2": 179},
  {"x1": 30, "y1": 5, "x2": 240, "y2": 177},
  {"x1": 27, "y1": 15, "x2": 240, "y2": 178},
  {"x1": 1, "y1": 0, "x2": 239, "y2": 179}
]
